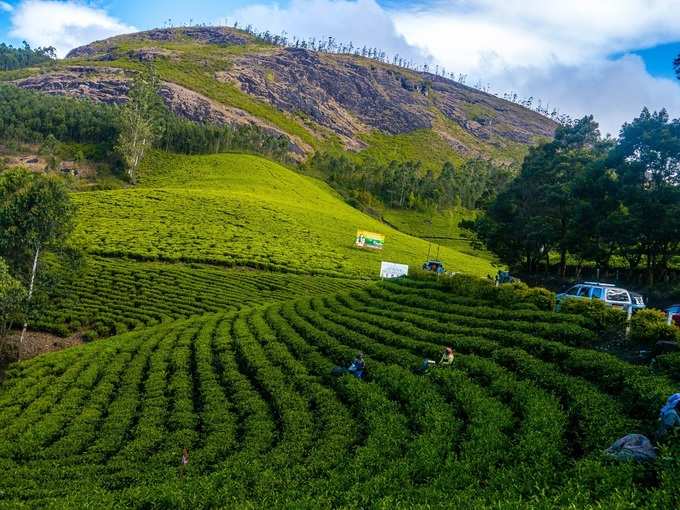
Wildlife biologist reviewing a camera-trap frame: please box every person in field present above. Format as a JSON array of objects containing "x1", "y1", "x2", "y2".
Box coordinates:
[
  {"x1": 420, "y1": 347, "x2": 455, "y2": 372},
  {"x1": 439, "y1": 347, "x2": 455, "y2": 366},
  {"x1": 656, "y1": 397, "x2": 680, "y2": 439},
  {"x1": 347, "y1": 352, "x2": 365, "y2": 379},
  {"x1": 605, "y1": 434, "x2": 656, "y2": 462}
]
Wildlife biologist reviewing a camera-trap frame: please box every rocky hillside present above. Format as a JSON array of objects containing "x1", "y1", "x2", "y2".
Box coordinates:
[{"x1": 10, "y1": 27, "x2": 557, "y2": 166}]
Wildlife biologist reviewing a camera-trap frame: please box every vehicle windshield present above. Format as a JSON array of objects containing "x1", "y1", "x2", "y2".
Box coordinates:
[
  {"x1": 577, "y1": 286, "x2": 591, "y2": 297},
  {"x1": 606, "y1": 289, "x2": 629, "y2": 303},
  {"x1": 566, "y1": 286, "x2": 580, "y2": 296}
]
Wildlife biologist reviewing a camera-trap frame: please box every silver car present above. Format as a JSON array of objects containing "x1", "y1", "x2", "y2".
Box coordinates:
[{"x1": 556, "y1": 282, "x2": 645, "y2": 312}]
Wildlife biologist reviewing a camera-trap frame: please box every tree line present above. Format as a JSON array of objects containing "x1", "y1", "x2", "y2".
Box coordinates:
[
  {"x1": 308, "y1": 152, "x2": 514, "y2": 212},
  {"x1": 0, "y1": 42, "x2": 56, "y2": 71},
  {"x1": 472, "y1": 110, "x2": 680, "y2": 284}
]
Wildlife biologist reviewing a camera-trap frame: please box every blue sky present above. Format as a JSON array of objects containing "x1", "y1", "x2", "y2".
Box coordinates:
[{"x1": 1, "y1": 0, "x2": 680, "y2": 134}]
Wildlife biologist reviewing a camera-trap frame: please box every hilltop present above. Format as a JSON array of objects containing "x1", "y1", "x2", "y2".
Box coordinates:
[{"x1": 10, "y1": 26, "x2": 556, "y2": 166}]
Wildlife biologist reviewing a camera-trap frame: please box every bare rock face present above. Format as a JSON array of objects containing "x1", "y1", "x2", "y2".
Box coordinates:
[
  {"x1": 15, "y1": 67, "x2": 129, "y2": 104},
  {"x1": 218, "y1": 48, "x2": 556, "y2": 145},
  {"x1": 47, "y1": 27, "x2": 557, "y2": 160},
  {"x1": 429, "y1": 77, "x2": 555, "y2": 144},
  {"x1": 218, "y1": 48, "x2": 434, "y2": 138},
  {"x1": 13, "y1": 67, "x2": 309, "y2": 158},
  {"x1": 66, "y1": 27, "x2": 250, "y2": 59}
]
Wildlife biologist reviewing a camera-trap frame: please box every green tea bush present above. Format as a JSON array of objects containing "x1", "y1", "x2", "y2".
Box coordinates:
[
  {"x1": 631, "y1": 308, "x2": 679, "y2": 346},
  {"x1": 655, "y1": 352, "x2": 680, "y2": 380},
  {"x1": 559, "y1": 298, "x2": 628, "y2": 342}
]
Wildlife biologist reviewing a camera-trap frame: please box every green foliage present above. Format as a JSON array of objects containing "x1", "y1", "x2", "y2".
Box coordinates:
[
  {"x1": 0, "y1": 83, "x2": 293, "y2": 166},
  {"x1": 475, "y1": 110, "x2": 680, "y2": 282},
  {"x1": 0, "y1": 168, "x2": 76, "y2": 275},
  {"x1": 0, "y1": 258, "x2": 26, "y2": 340},
  {"x1": 655, "y1": 352, "x2": 680, "y2": 380},
  {"x1": 558, "y1": 298, "x2": 628, "y2": 342},
  {"x1": 0, "y1": 42, "x2": 55, "y2": 71},
  {"x1": 630, "y1": 308, "x2": 679, "y2": 346},
  {"x1": 0, "y1": 278, "x2": 675, "y2": 507},
  {"x1": 0, "y1": 83, "x2": 119, "y2": 146},
  {"x1": 115, "y1": 65, "x2": 166, "y2": 184},
  {"x1": 412, "y1": 273, "x2": 555, "y2": 311},
  {"x1": 308, "y1": 151, "x2": 514, "y2": 211}
]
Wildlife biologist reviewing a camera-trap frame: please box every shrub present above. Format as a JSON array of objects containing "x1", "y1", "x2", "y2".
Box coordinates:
[
  {"x1": 631, "y1": 309, "x2": 679, "y2": 346},
  {"x1": 558, "y1": 298, "x2": 627, "y2": 342},
  {"x1": 655, "y1": 352, "x2": 680, "y2": 380},
  {"x1": 415, "y1": 274, "x2": 556, "y2": 311},
  {"x1": 518, "y1": 287, "x2": 556, "y2": 312}
]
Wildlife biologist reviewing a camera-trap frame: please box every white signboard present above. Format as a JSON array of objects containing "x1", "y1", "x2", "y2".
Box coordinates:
[{"x1": 380, "y1": 261, "x2": 409, "y2": 279}]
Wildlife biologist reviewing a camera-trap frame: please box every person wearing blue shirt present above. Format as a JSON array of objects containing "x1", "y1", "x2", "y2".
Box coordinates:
[
  {"x1": 657, "y1": 399, "x2": 680, "y2": 439},
  {"x1": 347, "y1": 352, "x2": 365, "y2": 379}
]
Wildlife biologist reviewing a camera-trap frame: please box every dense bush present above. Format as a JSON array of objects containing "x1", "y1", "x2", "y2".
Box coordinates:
[
  {"x1": 655, "y1": 352, "x2": 680, "y2": 380},
  {"x1": 631, "y1": 308, "x2": 679, "y2": 346},
  {"x1": 558, "y1": 298, "x2": 628, "y2": 342},
  {"x1": 412, "y1": 273, "x2": 556, "y2": 311}
]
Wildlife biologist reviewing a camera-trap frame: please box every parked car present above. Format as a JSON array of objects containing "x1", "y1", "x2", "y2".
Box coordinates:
[
  {"x1": 556, "y1": 282, "x2": 646, "y2": 312},
  {"x1": 666, "y1": 305, "x2": 680, "y2": 327}
]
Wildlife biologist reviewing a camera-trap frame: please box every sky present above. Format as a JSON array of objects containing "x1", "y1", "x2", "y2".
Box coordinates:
[{"x1": 1, "y1": 0, "x2": 680, "y2": 135}]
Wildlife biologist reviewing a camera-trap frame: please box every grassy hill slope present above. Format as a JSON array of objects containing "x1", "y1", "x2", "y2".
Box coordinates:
[
  {"x1": 70, "y1": 151, "x2": 496, "y2": 278},
  {"x1": 382, "y1": 207, "x2": 497, "y2": 260}
]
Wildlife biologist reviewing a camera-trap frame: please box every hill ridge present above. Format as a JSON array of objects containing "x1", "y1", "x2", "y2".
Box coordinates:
[{"x1": 16, "y1": 26, "x2": 556, "y2": 165}]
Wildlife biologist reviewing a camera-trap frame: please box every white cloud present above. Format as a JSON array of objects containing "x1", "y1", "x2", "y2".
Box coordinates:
[
  {"x1": 9, "y1": 0, "x2": 136, "y2": 57},
  {"x1": 231, "y1": 0, "x2": 427, "y2": 62},
  {"x1": 392, "y1": 0, "x2": 680, "y2": 76},
  {"x1": 492, "y1": 55, "x2": 680, "y2": 136},
  {"x1": 0, "y1": 1, "x2": 13, "y2": 12},
  {"x1": 390, "y1": 0, "x2": 680, "y2": 133}
]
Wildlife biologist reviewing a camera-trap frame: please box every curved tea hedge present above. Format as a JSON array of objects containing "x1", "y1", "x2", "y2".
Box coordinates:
[
  {"x1": 32, "y1": 256, "x2": 368, "y2": 338},
  {"x1": 1, "y1": 280, "x2": 678, "y2": 508}
]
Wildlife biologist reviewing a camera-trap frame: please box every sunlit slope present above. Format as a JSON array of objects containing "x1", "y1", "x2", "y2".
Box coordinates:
[{"x1": 71, "y1": 152, "x2": 495, "y2": 277}]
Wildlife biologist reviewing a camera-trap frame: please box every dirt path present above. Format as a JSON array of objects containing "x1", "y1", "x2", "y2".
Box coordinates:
[{"x1": 3, "y1": 330, "x2": 84, "y2": 362}]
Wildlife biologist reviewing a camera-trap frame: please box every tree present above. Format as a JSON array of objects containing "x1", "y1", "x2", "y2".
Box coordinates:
[
  {"x1": 115, "y1": 65, "x2": 164, "y2": 184},
  {"x1": 473, "y1": 116, "x2": 607, "y2": 274},
  {"x1": 610, "y1": 108, "x2": 680, "y2": 284},
  {"x1": 0, "y1": 169, "x2": 76, "y2": 349},
  {"x1": 0, "y1": 258, "x2": 26, "y2": 359}
]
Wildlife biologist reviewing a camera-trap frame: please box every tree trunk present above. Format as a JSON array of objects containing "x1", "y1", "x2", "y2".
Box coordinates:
[
  {"x1": 559, "y1": 248, "x2": 567, "y2": 278},
  {"x1": 19, "y1": 242, "x2": 40, "y2": 352}
]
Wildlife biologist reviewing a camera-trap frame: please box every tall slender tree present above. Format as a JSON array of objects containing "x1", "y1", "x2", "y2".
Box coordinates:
[
  {"x1": 115, "y1": 65, "x2": 165, "y2": 184},
  {"x1": 0, "y1": 169, "x2": 75, "y2": 350}
]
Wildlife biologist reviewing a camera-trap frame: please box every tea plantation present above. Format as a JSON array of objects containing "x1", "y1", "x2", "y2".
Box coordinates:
[
  {"x1": 69, "y1": 151, "x2": 495, "y2": 278},
  {"x1": 33, "y1": 257, "x2": 370, "y2": 338},
  {"x1": 1, "y1": 279, "x2": 678, "y2": 509}
]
